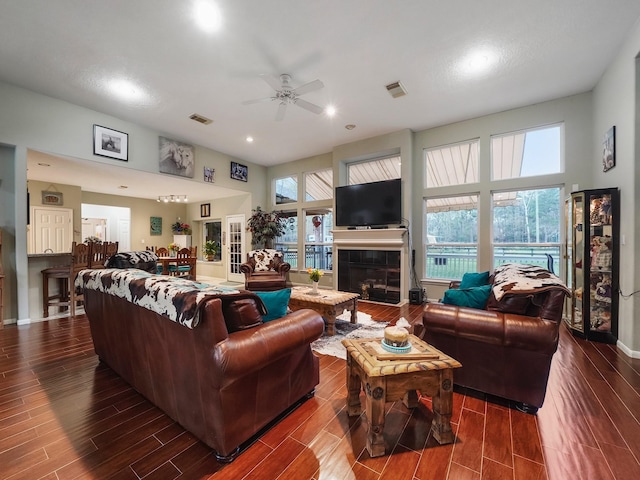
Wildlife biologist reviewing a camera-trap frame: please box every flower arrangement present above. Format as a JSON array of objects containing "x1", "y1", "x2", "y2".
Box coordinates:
[
  {"x1": 168, "y1": 242, "x2": 180, "y2": 252},
  {"x1": 307, "y1": 268, "x2": 324, "y2": 282},
  {"x1": 84, "y1": 236, "x2": 102, "y2": 244},
  {"x1": 246, "y1": 206, "x2": 287, "y2": 248},
  {"x1": 171, "y1": 221, "x2": 192, "y2": 235}
]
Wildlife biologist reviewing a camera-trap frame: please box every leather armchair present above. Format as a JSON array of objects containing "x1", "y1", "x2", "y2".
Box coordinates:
[
  {"x1": 240, "y1": 249, "x2": 291, "y2": 291},
  {"x1": 419, "y1": 267, "x2": 569, "y2": 413}
]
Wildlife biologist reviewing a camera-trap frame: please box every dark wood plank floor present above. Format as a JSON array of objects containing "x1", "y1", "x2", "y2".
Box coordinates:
[{"x1": 1, "y1": 302, "x2": 640, "y2": 479}]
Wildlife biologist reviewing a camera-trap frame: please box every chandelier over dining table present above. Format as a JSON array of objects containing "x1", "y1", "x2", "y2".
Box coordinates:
[{"x1": 157, "y1": 195, "x2": 188, "y2": 203}]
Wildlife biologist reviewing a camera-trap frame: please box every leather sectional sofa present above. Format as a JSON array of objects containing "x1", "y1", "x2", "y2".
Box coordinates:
[
  {"x1": 76, "y1": 268, "x2": 324, "y2": 462},
  {"x1": 419, "y1": 263, "x2": 569, "y2": 413}
]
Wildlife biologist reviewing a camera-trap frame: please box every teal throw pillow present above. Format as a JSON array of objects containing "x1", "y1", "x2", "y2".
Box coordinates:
[
  {"x1": 254, "y1": 288, "x2": 291, "y2": 322},
  {"x1": 442, "y1": 284, "x2": 492, "y2": 309},
  {"x1": 459, "y1": 271, "x2": 490, "y2": 289}
]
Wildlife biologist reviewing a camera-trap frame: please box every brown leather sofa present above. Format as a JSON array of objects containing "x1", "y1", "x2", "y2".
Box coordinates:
[
  {"x1": 240, "y1": 248, "x2": 291, "y2": 291},
  {"x1": 77, "y1": 269, "x2": 324, "y2": 462},
  {"x1": 419, "y1": 264, "x2": 569, "y2": 413}
]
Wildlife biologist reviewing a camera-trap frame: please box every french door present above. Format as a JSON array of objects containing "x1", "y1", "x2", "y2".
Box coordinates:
[{"x1": 225, "y1": 214, "x2": 245, "y2": 282}]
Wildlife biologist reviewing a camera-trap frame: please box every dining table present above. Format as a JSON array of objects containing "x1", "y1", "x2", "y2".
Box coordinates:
[{"x1": 156, "y1": 256, "x2": 197, "y2": 277}]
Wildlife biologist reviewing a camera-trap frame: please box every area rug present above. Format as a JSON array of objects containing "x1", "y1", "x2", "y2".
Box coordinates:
[{"x1": 311, "y1": 310, "x2": 387, "y2": 360}]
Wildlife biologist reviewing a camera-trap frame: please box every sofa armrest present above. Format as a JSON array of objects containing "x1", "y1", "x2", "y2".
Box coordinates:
[
  {"x1": 422, "y1": 303, "x2": 559, "y2": 354},
  {"x1": 239, "y1": 262, "x2": 255, "y2": 275},
  {"x1": 211, "y1": 309, "x2": 324, "y2": 379}
]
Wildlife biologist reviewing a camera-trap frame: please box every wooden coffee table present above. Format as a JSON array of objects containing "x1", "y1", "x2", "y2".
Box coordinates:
[
  {"x1": 342, "y1": 335, "x2": 461, "y2": 457},
  {"x1": 289, "y1": 286, "x2": 359, "y2": 336}
]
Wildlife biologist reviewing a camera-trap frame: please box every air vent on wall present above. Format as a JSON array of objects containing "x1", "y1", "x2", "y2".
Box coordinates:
[
  {"x1": 189, "y1": 113, "x2": 213, "y2": 125},
  {"x1": 385, "y1": 81, "x2": 407, "y2": 98}
]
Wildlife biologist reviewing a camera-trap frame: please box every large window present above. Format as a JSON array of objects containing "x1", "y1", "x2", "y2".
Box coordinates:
[
  {"x1": 425, "y1": 139, "x2": 479, "y2": 187},
  {"x1": 304, "y1": 168, "x2": 333, "y2": 201},
  {"x1": 347, "y1": 155, "x2": 401, "y2": 185},
  {"x1": 492, "y1": 187, "x2": 561, "y2": 272},
  {"x1": 275, "y1": 175, "x2": 298, "y2": 204},
  {"x1": 202, "y1": 220, "x2": 222, "y2": 261},
  {"x1": 424, "y1": 195, "x2": 478, "y2": 279},
  {"x1": 274, "y1": 211, "x2": 298, "y2": 268},
  {"x1": 304, "y1": 209, "x2": 333, "y2": 271},
  {"x1": 491, "y1": 125, "x2": 562, "y2": 180}
]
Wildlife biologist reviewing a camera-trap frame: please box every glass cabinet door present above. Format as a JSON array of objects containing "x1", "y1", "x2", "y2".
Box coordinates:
[{"x1": 572, "y1": 193, "x2": 584, "y2": 333}]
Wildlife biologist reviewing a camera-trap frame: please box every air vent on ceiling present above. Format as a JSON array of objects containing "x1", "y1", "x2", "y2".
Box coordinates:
[
  {"x1": 189, "y1": 113, "x2": 213, "y2": 125},
  {"x1": 385, "y1": 81, "x2": 407, "y2": 98}
]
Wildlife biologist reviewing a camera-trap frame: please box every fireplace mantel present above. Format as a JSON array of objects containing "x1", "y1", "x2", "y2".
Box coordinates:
[
  {"x1": 331, "y1": 228, "x2": 408, "y2": 247},
  {"x1": 332, "y1": 228, "x2": 409, "y2": 305}
]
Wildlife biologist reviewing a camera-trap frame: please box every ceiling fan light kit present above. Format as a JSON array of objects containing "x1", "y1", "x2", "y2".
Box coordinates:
[{"x1": 243, "y1": 73, "x2": 325, "y2": 121}]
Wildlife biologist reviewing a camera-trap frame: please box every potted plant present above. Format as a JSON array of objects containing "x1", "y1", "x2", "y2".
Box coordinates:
[
  {"x1": 171, "y1": 221, "x2": 192, "y2": 235},
  {"x1": 203, "y1": 240, "x2": 220, "y2": 261},
  {"x1": 246, "y1": 206, "x2": 287, "y2": 249}
]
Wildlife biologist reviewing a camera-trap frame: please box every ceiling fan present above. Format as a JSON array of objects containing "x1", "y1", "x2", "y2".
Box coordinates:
[{"x1": 242, "y1": 73, "x2": 324, "y2": 121}]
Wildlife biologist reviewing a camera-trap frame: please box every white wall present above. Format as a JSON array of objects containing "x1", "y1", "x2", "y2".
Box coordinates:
[{"x1": 592, "y1": 18, "x2": 640, "y2": 355}]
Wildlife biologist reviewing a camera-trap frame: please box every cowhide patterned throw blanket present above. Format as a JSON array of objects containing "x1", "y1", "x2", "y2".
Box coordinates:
[
  {"x1": 492, "y1": 263, "x2": 570, "y2": 301},
  {"x1": 75, "y1": 269, "x2": 239, "y2": 329}
]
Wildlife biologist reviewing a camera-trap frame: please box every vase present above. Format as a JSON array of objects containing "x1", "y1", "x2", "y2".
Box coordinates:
[{"x1": 312, "y1": 281, "x2": 319, "y2": 294}]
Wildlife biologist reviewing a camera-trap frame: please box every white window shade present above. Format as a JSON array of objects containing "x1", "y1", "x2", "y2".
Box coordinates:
[{"x1": 425, "y1": 140, "x2": 479, "y2": 187}]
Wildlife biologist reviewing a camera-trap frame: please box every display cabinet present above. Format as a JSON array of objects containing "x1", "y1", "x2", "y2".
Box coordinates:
[{"x1": 564, "y1": 188, "x2": 619, "y2": 343}]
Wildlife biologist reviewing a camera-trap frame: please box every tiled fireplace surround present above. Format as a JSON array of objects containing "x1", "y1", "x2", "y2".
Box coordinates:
[{"x1": 332, "y1": 228, "x2": 409, "y2": 305}]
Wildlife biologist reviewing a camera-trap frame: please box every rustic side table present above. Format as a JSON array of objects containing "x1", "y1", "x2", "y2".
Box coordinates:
[{"x1": 342, "y1": 334, "x2": 461, "y2": 457}]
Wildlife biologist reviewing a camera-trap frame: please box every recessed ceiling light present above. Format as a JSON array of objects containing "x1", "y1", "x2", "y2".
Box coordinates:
[
  {"x1": 345, "y1": 124, "x2": 356, "y2": 130},
  {"x1": 325, "y1": 105, "x2": 336, "y2": 117},
  {"x1": 459, "y1": 48, "x2": 498, "y2": 75},
  {"x1": 107, "y1": 78, "x2": 148, "y2": 102},
  {"x1": 246, "y1": 136, "x2": 254, "y2": 143},
  {"x1": 194, "y1": 1, "x2": 222, "y2": 33}
]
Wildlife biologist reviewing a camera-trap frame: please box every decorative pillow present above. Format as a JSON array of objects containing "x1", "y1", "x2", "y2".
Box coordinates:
[
  {"x1": 459, "y1": 271, "x2": 490, "y2": 289},
  {"x1": 254, "y1": 288, "x2": 291, "y2": 322},
  {"x1": 223, "y1": 298, "x2": 264, "y2": 333},
  {"x1": 251, "y1": 249, "x2": 282, "y2": 272},
  {"x1": 442, "y1": 285, "x2": 492, "y2": 309}
]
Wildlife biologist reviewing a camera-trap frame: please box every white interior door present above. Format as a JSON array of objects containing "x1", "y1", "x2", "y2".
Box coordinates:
[
  {"x1": 225, "y1": 214, "x2": 245, "y2": 282},
  {"x1": 30, "y1": 206, "x2": 73, "y2": 253}
]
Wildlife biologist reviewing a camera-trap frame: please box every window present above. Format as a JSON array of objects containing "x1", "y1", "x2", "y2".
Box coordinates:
[
  {"x1": 304, "y1": 168, "x2": 333, "y2": 201},
  {"x1": 203, "y1": 220, "x2": 222, "y2": 261},
  {"x1": 347, "y1": 155, "x2": 401, "y2": 185},
  {"x1": 424, "y1": 195, "x2": 478, "y2": 279},
  {"x1": 274, "y1": 211, "x2": 298, "y2": 268},
  {"x1": 492, "y1": 187, "x2": 561, "y2": 272},
  {"x1": 491, "y1": 125, "x2": 562, "y2": 180},
  {"x1": 275, "y1": 175, "x2": 298, "y2": 204},
  {"x1": 425, "y1": 139, "x2": 479, "y2": 187},
  {"x1": 304, "y1": 209, "x2": 333, "y2": 271}
]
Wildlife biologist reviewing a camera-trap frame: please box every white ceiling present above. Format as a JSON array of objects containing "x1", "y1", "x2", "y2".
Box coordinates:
[{"x1": 3, "y1": 1, "x2": 640, "y2": 200}]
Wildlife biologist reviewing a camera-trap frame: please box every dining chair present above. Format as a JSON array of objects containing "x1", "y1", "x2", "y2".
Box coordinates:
[{"x1": 169, "y1": 247, "x2": 196, "y2": 279}]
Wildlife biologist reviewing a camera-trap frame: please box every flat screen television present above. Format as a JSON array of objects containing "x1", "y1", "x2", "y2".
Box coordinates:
[{"x1": 335, "y1": 178, "x2": 402, "y2": 227}]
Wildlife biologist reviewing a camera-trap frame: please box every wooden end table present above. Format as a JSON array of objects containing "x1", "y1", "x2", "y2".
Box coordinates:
[
  {"x1": 289, "y1": 287, "x2": 359, "y2": 336},
  {"x1": 342, "y1": 335, "x2": 461, "y2": 457}
]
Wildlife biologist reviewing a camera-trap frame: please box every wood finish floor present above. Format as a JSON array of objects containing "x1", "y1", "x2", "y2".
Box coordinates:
[{"x1": 1, "y1": 302, "x2": 640, "y2": 479}]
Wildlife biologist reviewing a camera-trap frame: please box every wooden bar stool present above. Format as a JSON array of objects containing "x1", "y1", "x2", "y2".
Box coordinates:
[{"x1": 41, "y1": 265, "x2": 71, "y2": 317}]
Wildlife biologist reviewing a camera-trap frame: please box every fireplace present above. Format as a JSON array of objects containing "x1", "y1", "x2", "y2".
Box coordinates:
[
  {"x1": 338, "y1": 249, "x2": 401, "y2": 304},
  {"x1": 331, "y1": 227, "x2": 408, "y2": 304}
]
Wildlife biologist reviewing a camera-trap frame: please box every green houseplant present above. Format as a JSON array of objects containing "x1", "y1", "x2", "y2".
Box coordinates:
[
  {"x1": 203, "y1": 240, "x2": 220, "y2": 261},
  {"x1": 246, "y1": 206, "x2": 287, "y2": 249}
]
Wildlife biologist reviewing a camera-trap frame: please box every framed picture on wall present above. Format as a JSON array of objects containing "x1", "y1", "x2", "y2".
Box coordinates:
[
  {"x1": 200, "y1": 203, "x2": 211, "y2": 217},
  {"x1": 602, "y1": 126, "x2": 615, "y2": 172},
  {"x1": 93, "y1": 125, "x2": 129, "y2": 161},
  {"x1": 150, "y1": 216, "x2": 162, "y2": 236},
  {"x1": 204, "y1": 166, "x2": 215, "y2": 183},
  {"x1": 230, "y1": 161, "x2": 248, "y2": 182}
]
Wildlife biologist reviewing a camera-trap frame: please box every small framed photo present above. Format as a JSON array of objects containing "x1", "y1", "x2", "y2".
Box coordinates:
[
  {"x1": 204, "y1": 166, "x2": 215, "y2": 183},
  {"x1": 201, "y1": 203, "x2": 211, "y2": 217},
  {"x1": 231, "y1": 161, "x2": 248, "y2": 182},
  {"x1": 94, "y1": 125, "x2": 128, "y2": 161},
  {"x1": 42, "y1": 191, "x2": 63, "y2": 206},
  {"x1": 602, "y1": 126, "x2": 615, "y2": 172}
]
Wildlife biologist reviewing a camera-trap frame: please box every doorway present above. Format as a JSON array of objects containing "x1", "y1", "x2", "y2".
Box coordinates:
[
  {"x1": 225, "y1": 214, "x2": 245, "y2": 282},
  {"x1": 29, "y1": 205, "x2": 73, "y2": 253}
]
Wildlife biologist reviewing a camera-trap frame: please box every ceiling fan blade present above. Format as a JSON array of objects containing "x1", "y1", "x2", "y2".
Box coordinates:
[
  {"x1": 293, "y1": 79, "x2": 324, "y2": 96},
  {"x1": 275, "y1": 102, "x2": 287, "y2": 121},
  {"x1": 242, "y1": 96, "x2": 274, "y2": 105},
  {"x1": 294, "y1": 98, "x2": 324, "y2": 115},
  {"x1": 259, "y1": 73, "x2": 282, "y2": 91}
]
